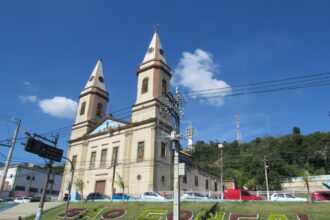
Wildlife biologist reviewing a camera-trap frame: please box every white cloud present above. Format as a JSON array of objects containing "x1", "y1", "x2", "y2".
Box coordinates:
[
  {"x1": 20, "y1": 95, "x2": 39, "y2": 103},
  {"x1": 174, "y1": 49, "x2": 231, "y2": 106},
  {"x1": 38, "y1": 96, "x2": 78, "y2": 119}
]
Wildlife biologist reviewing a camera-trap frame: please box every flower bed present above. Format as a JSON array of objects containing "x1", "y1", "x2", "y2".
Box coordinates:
[
  {"x1": 58, "y1": 208, "x2": 88, "y2": 218},
  {"x1": 166, "y1": 210, "x2": 193, "y2": 220},
  {"x1": 102, "y1": 209, "x2": 126, "y2": 219}
]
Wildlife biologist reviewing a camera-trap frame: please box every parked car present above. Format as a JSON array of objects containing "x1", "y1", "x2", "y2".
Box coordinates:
[
  {"x1": 85, "y1": 192, "x2": 111, "y2": 202},
  {"x1": 311, "y1": 191, "x2": 330, "y2": 201},
  {"x1": 29, "y1": 196, "x2": 41, "y2": 202},
  {"x1": 270, "y1": 193, "x2": 307, "y2": 202},
  {"x1": 13, "y1": 197, "x2": 30, "y2": 203},
  {"x1": 112, "y1": 193, "x2": 137, "y2": 201},
  {"x1": 141, "y1": 192, "x2": 165, "y2": 201},
  {"x1": 181, "y1": 192, "x2": 208, "y2": 200},
  {"x1": 224, "y1": 189, "x2": 262, "y2": 201}
]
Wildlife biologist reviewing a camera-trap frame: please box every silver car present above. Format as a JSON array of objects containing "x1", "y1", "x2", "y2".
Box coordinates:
[
  {"x1": 181, "y1": 192, "x2": 208, "y2": 200},
  {"x1": 270, "y1": 193, "x2": 307, "y2": 202}
]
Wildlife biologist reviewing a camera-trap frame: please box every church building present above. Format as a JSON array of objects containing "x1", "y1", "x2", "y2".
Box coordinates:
[{"x1": 59, "y1": 31, "x2": 219, "y2": 199}]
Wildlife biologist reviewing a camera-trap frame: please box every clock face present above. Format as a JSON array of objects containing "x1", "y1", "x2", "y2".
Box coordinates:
[{"x1": 148, "y1": 47, "x2": 154, "y2": 54}]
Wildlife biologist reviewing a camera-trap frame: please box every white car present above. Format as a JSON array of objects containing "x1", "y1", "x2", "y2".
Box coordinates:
[
  {"x1": 14, "y1": 197, "x2": 30, "y2": 203},
  {"x1": 270, "y1": 193, "x2": 307, "y2": 202},
  {"x1": 141, "y1": 192, "x2": 165, "y2": 201},
  {"x1": 181, "y1": 192, "x2": 208, "y2": 200}
]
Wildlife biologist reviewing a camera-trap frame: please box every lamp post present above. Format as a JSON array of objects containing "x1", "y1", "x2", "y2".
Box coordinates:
[{"x1": 218, "y1": 143, "x2": 224, "y2": 200}]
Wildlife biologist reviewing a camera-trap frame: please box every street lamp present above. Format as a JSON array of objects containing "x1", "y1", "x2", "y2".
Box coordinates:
[{"x1": 218, "y1": 143, "x2": 224, "y2": 200}]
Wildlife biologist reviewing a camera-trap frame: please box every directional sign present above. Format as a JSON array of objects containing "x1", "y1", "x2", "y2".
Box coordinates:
[{"x1": 25, "y1": 137, "x2": 63, "y2": 162}]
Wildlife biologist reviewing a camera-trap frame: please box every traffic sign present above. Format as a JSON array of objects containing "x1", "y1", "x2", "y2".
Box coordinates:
[{"x1": 25, "y1": 137, "x2": 63, "y2": 162}]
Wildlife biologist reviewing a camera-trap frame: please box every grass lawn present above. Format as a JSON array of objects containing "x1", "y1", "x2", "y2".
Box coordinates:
[{"x1": 25, "y1": 201, "x2": 330, "y2": 220}]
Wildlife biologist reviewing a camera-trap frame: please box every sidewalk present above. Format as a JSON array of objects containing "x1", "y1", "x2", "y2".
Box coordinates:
[{"x1": 0, "y1": 202, "x2": 64, "y2": 220}]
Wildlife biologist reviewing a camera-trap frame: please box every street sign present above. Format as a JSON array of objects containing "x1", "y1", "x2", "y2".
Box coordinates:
[
  {"x1": 179, "y1": 163, "x2": 185, "y2": 176},
  {"x1": 25, "y1": 137, "x2": 63, "y2": 162}
]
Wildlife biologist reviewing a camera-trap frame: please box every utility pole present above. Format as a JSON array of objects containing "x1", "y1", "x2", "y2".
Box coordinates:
[
  {"x1": 263, "y1": 155, "x2": 270, "y2": 200},
  {"x1": 0, "y1": 118, "x2": 21, "y2": 197},
  {"x1": 162, "y1": 86, "x2": 185, "y2": 220},
  {"x1": 111, "y1": 162, "x2": 117, "y2": 199},
  {"x1": 35, "y1": 134, "x2": 59, "y2": 220},
  {"x1": 62, "y1": 157, "x2": 75, "y2": 220},
  {"x1": 218, "y1": 143, "x2": 224, "y2": 200}
]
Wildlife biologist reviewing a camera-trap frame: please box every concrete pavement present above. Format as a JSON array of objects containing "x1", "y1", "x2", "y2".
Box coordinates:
[{"x1": 0, "y1": 202, "x2": 64, "y2": 220}]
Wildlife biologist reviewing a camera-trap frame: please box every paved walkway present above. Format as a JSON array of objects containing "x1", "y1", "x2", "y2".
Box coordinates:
[{"x1": 0, "y1": 202, "x2": 64, "y2": 220}]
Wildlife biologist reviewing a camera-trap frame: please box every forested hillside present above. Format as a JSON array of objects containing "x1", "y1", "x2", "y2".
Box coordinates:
[{"x1": 191, "y1": 127, "x2": 330, "y2": 190}]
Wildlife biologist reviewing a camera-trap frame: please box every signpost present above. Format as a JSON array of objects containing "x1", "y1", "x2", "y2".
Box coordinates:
[{"x1": 24, "y1": 134, "x2": 63, "y2": 220}]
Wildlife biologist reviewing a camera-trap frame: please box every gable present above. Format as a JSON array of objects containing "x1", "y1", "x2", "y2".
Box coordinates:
[{"x1": 90, "y1": 119, "x2": 126, "y2": 135}]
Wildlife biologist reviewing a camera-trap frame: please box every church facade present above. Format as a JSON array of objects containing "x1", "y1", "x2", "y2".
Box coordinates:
[{"x1": 59, "y1": 32, "x2": 220, "y2": 199}]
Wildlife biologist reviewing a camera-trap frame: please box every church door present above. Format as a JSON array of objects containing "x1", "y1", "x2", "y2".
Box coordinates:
[{"x1": 95, "y1": 180, "x2": 106, "y2": 194}]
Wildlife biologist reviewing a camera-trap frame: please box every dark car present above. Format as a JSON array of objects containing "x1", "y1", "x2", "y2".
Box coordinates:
[
  {"x1": 85, "y1": 192, "x2": 111, "y2": 202},
  {"x1": 311, "y1": 191, "x2": 330, "y2": 201},
  {"x1": 112, "y1": 193, "x2": 137, "y2": 201},
  {"x1": 29, "y1": 196, "x2": 41, "y2": 202}
]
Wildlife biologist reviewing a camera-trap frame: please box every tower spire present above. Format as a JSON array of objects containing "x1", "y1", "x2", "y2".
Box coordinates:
[
  {"x1": 84, "y1": 59, "x2": 106, "y2": 91},
  {"x1": 142, "y1": 31, "x2": 167, "y2": 64}
]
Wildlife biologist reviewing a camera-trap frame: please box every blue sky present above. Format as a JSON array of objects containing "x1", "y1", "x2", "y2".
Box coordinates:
[{"x1": 0, "y1": 0, "x2": 330, "y2": 165}]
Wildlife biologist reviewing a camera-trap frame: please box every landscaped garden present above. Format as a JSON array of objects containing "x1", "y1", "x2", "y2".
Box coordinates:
[{"x1": 24, "y1": 201, "x2": 330, "y2": 220}]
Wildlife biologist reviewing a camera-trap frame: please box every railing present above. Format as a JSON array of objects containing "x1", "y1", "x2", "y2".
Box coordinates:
[{"x1": 282, "y1": 175, "x2": 330, "y2": 183}]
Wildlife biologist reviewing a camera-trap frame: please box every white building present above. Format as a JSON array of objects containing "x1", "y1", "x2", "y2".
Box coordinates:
[
  {"x1": 0, "y1": 164, "x2": 63, "y2": 198},
  {"x1": 60, "y1": 31, "x2": 220, "y2": 199}
]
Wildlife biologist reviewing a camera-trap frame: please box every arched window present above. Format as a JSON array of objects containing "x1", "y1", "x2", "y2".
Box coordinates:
[
  {"x1": 142, "y1": 77, "x2": 149, "y2": 94},
  {"x1": 80, "y1": 102, "x2": 86, "y2": 115},
  {"x1": 162, "y1": 79, "x2": 167, "y2": 95},
  {"x1": 96, "y1": 103, "x2": 103, "y2": 117},
  {"x1": 161, "y1": 176, "x2": 165, "y2": 184}
]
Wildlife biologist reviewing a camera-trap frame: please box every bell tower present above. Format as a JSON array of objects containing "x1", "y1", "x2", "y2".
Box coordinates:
[
  {"x1": 70, "y1": 59, "x2": 109, "y2": 140},
  {"x1": 132, "y1": 31, "x2": 172, "y2": 124}
]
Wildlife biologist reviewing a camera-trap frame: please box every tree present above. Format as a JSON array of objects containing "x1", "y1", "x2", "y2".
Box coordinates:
[
  {"x1": 302, "y1": 170, "x2": 311, "y2": 204},
  {"x1": 114, "y1": 173, "x2": 126, "y2": 202},
  {"x1": 75, "y1": 179, "x2": 85, "y2": 202}
]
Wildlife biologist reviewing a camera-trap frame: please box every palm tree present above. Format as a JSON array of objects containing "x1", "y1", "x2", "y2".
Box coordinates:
[
  {"x1": 74, "y1": 179, "x2": 85, "y2": 203},
  {"x1": 114, "y1": 173, "x2": 126, "y2": 202},
  {"x1": 302, "y1": 170, "x2": 311, "y2": 204}
]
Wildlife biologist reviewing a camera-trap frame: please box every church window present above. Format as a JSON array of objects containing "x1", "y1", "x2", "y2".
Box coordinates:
[
  {"x1": 205, "y1": 179, "x2": 209, "y2": 190},
  {"x1": 161, "y1": 142, "x2": 166, "y2": 158},
  {"x1": 137, "y1": 141, "x2": 145, "y2": 162},
  {"x1": 214, "y1": 182, "x2": 218, "y2": 191},
  {"x1": 111, "y1": 147, "x2": 118, "y2": 167},
  {"x1": 96, "y1": 103, "x2": 103, "y2": 117},
  {"x1": 161, "y1": 176, "x2": 165, "y2": 184},
  {"x1": 89, "y1": 152, "x2": 96, "y2": 169},
  {"x1": 80, "y1": 102, "x2": 86, "y2": 115},
  {"x1": 98, "y1": 76, "x2": 104, "y2": 83},
  {"x1": 195, "y1": 176, "x2": 198, "y2": 186},
  {"x1": 162, "y1": 79, "x2": 167, "y2": 95},
  {"x1": 142, "y1": 78, "x2": 149, "y2": 94},
  {"x1": 100, "y1": 149, "x2": 107, "y2": 168}
]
